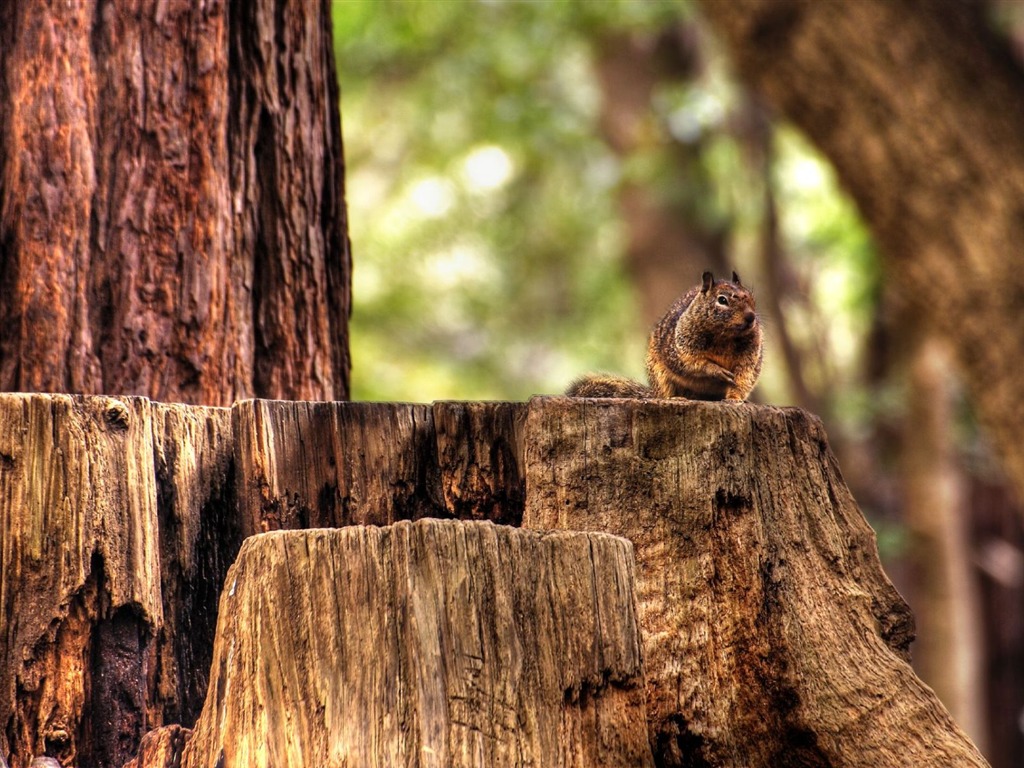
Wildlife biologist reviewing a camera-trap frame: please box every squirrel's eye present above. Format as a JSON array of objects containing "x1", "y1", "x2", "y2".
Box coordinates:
[{"x1": 716, "y1": 295, "x2": 729, "y2": 306}]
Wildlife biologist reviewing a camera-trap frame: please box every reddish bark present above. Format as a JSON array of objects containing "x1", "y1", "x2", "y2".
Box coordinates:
[{"x1": 0, "y1": 0, "x2": 350, "y2": 406}]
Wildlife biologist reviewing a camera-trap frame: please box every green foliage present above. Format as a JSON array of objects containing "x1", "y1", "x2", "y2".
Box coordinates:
[
  {"x1": 336, "y1": 0, "x2": 674, "y2": 400},
  {"x1": 333, "y1": 0, "x2": 878, "y2": 405}
]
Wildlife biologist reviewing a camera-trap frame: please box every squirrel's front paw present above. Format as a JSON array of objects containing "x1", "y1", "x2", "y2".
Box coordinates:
[{"x1": 712, "y1": 366, "x2": 736, "y2": 385}]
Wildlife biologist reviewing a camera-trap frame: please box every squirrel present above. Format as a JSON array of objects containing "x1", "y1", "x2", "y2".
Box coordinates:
[{"x1": 566, "y1": 270, "x2": 763, "y2": 401}]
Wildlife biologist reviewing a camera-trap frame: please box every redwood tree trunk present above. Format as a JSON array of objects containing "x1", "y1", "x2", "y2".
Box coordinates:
[
  {"x1": 696, "y1": 0, "x2": 1024, "y2": 507},
  {"x1": 0, "y1": 0, "x2": 350, "y2": 406}
]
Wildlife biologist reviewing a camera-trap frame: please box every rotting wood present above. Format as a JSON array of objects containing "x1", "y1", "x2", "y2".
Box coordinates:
[
  {"x1": 0, "y1": 394, "x2": 237, "y2": 768},
  {"x1": 122, "y1": 725, "x2": 191, "y2": 768},
  {"x1": 0, "y1": 395, "x2": 160, "y2": 768},
  {"x1": 150, "y1": 404, "x2": 239, "y2": 727},
  {"x1": 521, "y1": 396, "x2": 988, "y2": 767},
  {"x1": 178, "y1": 520, "x2": 652, "y2": 768},
  {"x1": 431, "y1": 401, "x2": 526, "y2": 525}
]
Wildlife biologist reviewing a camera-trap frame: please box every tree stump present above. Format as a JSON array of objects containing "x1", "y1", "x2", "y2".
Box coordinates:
[
  {"x1": 1, "y1": 395, "x2": 990, "y2": 767},
  {"x1": 0, "y1": 394, "x2": 238, "y2": 768},
  {"x1": 522, "y1": 397, "x2": 987, "y2": 767},
  {"x1": 179, "y1": 520, "x2": 652, "y2": 767}
]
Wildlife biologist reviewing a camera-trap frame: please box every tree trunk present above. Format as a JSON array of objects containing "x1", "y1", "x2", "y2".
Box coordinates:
[
  {"x1": 175, "y1": 521, "x2": 651, "y2": 767},
  {"x1": 0, "y1": 0, "x2": 350, "y2": 405},
  {"x1": 1, "y1": 396, "x2": 527, "y2": 767},
  {"x1": 522, "y1": 398, "x2": 986, "y2": 767},
  {"x1": 901, "y1": 335, "x2": 985, "y2": 748},
  {"x1": 696, "y1": 0, "x2": 1024, "y2": 507}
]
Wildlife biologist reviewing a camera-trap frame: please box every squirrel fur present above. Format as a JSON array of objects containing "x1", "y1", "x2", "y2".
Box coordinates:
[{"x1": 566, "y1": 270, "x2": 763, "y2": 401}]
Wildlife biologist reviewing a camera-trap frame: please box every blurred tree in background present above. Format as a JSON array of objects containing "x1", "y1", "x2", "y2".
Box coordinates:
[
  {"x1": 332, "y1": 1, "x2": 1024, "y2": 766},
  {"x1": 333, "y1": 0, "x2": 873, "y2": 408}
]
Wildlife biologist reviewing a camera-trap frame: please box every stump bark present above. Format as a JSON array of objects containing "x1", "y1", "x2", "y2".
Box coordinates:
[
  {"x1": 0, "y1": 394, "x2": 238, "y2": 768},
  {"x1": 0, "y1": 394, "x2": 989, "y2": 767},
  {"x1": 522, "y1": 397, "x2": 987, "y2": 767},
  {"x1": 180, "y1": 521, "x2": 651, "y2": 768}
]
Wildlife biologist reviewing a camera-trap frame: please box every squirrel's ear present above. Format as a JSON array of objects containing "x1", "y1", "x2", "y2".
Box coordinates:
[
  {"x1": 732, "y1": 271, "x2": 742, "y2": 285},
  {"x1": 702, "y1": 271, "x2": 714, "y2": 292}
]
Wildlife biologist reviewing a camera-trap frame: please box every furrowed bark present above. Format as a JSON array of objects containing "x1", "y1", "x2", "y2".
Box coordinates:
[{"x1": 0, "y1": 0, "x2": 350, "y2": 405}]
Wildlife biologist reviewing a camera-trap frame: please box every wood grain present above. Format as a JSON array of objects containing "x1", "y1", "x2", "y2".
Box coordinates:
[
  {"x1": 0, "y1": 395, "x2": 160, "y2": 767},
  {"x1": 181, "y1": 521, "x2": 652, "y2": 768},
  {"x1": 0, "y1": 394, "x2": 238, "y2": 767},
  {"x1": 232, "y1": 400, "x2": 527, "y2": 533},
  {"x1": 522, "y1": 396, "x2": 987, "y2": 767}
]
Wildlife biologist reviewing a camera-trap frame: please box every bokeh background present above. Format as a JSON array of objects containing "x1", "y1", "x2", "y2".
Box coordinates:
[{"x1": 330, "y1": 2, "x2": 1024, "y2": 765}]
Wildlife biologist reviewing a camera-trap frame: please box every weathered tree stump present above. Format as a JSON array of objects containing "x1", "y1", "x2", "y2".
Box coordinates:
[
  {"x1": 1, "y1": 394, "x2": 989, "y2": 767},
  {"x1": 0, "y1": 394, "x2": 238, "y2": 768},
  {"x1": 522, "y1": 397, "x2": 987, "y2": 767},
  {"x1": 179, "y1": 520, "x2": 651, "y2": 767}
]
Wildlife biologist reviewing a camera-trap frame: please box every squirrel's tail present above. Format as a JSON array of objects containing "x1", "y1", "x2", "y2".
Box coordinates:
[{"x1": 565, "y1": 374, "x2": 652, "y2": 398}]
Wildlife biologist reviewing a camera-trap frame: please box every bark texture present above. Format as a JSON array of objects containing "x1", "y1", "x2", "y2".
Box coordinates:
[
  {"x1": 0, "y1": 0, "x2": 350, "y2": 405},
  {"x1": 180, "y1": 522, "x2": 651, "y2": 768},
  {"x1": 697, "y1": 0, "x2": 1024, "y2": 504},
  {"x1": 0, "y1": 394, "x2": 238, "y2": 768},
  {"x1": 522, "y1": 398, "x2": 986, "y2": 768}
]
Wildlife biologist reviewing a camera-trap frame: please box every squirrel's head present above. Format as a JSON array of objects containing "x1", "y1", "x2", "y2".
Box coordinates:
[{"x1": 699, "y1": 271, "x2": 759, "y2": 334}]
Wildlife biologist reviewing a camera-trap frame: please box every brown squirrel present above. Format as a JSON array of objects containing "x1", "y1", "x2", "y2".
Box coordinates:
[{"x1": 566, "y1": 271, "x2": 763, "y2": 401}]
